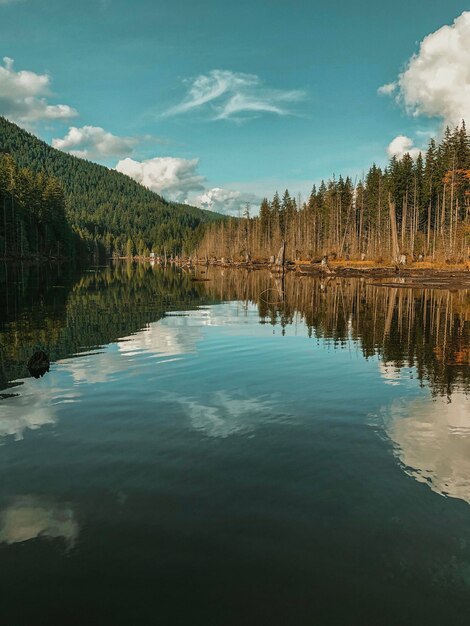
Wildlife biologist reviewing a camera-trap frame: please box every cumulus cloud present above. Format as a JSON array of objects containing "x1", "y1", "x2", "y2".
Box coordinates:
[
  {"x1": 386, "y1": 135, "x2": 422, "y2": 159},
  {"x1": 197, "y1": 187, "x2": 261, "y2": 216},
  {"x1": 116, "y1": 154, "x2": 261, "y2": 211},
  {"x1": 116, "y1": 156, "x2": 206, "y2": 202},
  {"x1": 164, "y1": 69, "x2": 305, "y2": 121},
  {"x1": 52, "y1": 125, "x2": 138, "y2": 159},
  {"x1": 0, "y1": 56, "x2": 77, "y2": 124},
  {"x1": 380, "y1": 11, "x2": 470, "y2": 126},
  {"x1": 377, "y1": 82, "x2": 397, "y2": 96}
]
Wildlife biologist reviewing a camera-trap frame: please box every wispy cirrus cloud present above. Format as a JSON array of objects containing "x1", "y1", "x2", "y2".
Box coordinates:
[
  {"x1": 163, "y1": 69, "x2": 305, "y2": 121},
  {"x1": 0, "y1": 56, "x2": 77, "y2": 124}
]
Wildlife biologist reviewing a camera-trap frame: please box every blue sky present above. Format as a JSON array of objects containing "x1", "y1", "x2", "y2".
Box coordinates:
[{"x1": 0, "y1": 0, "x2": 469, "y2": 213}]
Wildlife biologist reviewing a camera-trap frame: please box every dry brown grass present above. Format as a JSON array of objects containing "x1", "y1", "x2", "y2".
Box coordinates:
[
  {"x1": 411, "y1": 261, "x2": 470, "y2": 271},
  {"x1": 329, "y1": 259, "x2": 388, "y2": 268}
]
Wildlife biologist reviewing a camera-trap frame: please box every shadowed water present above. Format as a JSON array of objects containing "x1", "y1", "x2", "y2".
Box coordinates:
[{"x1": 1, "y1": 262, "x2": 470, "y2": 625}]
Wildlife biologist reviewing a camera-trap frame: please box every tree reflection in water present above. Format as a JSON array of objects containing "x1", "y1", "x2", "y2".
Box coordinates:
[{"x1": 1, "y1": 263, "x2": 468, "y2": 397}]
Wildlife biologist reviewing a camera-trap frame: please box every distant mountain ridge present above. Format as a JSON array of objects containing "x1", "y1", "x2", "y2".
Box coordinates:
[{"x1": 0, "y1": 116, "x2": 224, "y2": 255}]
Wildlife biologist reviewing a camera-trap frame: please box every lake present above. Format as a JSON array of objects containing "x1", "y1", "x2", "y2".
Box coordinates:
[{"x1": 1, "y1": 262, "x2": 470, "y2": 625}]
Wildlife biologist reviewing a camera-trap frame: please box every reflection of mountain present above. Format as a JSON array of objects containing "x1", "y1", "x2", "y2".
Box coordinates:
[
  {"x1": 0, "y1": 264, "x2": 215, "y2": 390},
  {"x1": 383, "y1": 393, "x2": 470, "y2": 504},
  {"x1": 1, "y1": 263, "x2": 469, "y2": 400},
  {"x1": 0, "y1": 495, "x2": 78, "y2": 548}
]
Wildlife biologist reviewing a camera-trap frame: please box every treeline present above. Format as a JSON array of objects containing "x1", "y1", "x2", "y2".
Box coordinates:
[
  {"x1": 0, "y1": 116, "x2": 224, "y2": 258},
  {"x1": 0, "y1": 152, "x2": 77, "y2": 259},
  {"x1": 198, "y1": 123, "x2": 470, "y2": 263}
]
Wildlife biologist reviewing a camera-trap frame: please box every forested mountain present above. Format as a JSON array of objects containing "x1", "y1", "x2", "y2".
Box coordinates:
[
  {"x1": 0, "y1": 153, "x2": 75, "y2": 259},
  {"x1": 0, "y1": 117, "x2": 224, "y2": 258},
  {"x1": 199, "y1": 123, "x2": 470, "y2": 264}
]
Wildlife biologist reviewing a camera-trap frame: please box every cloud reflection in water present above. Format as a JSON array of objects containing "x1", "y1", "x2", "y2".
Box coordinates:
[
  {"x1": 173, "y1": 390, "x2": 281, "y2": 438},
  {"x1": 0, "y1": 495, "x2": 78, "y2": 548},
  {"x1": 383, "y1": 392, "x2": 470, "y2": 504}
]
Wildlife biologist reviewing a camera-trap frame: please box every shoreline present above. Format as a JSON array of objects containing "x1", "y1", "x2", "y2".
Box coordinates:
[{"x1": 123, "y1": 256, "x2": 470, "y2": 289}]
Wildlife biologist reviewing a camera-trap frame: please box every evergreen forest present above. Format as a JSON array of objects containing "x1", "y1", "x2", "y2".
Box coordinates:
[
  {"x1": 198, "y1": 123, "x2": 470, "y2": 264},
  {"x1": 0, "y1": 116, "x2": 224, "y2": 259}
]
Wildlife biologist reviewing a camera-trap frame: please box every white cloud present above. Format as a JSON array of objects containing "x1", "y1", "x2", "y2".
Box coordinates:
[
  {"x1": 197, "y1": 187, "x2": 260, "y2": 216},
  {"x1": 164, "y1": 69, "x2": 305, "y2": 121},
  {"x1": 377, "y1": 82, "x2": 397, "y2": 96},
  {"x1": 0, "y1": 56, "x2": 77, "y2": 124},
  {"x1": 116, "y1": 154, "x2": 261, "y2": 211},
  {"x1": 386, "y1": 135, "x2": 422, "y2": 160},
  {"x1": 52, "y1": 125, "x2": 137, "y2": 159},
  {"x1": 381, "y1": 11, "x2": 470, "y2": 126},
  {"x1": 116, "y1": 156, "x2": 206, "y2": 202}
]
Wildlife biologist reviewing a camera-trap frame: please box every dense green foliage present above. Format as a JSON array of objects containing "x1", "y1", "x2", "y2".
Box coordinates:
[
  {"x1": 0, "y1": 152, "x2": 75, "y2": 258},
  {"x1": 200, "y1": 123, "x2": 470, "y2": 262},
  {"x1": 0, "y1": 117, "x2": 224, "y2": 258}
]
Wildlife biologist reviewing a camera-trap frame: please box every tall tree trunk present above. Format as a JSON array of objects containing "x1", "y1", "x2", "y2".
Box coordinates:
[{"x1": 389, "y1": 194, "x2": 400, "y2": 263}]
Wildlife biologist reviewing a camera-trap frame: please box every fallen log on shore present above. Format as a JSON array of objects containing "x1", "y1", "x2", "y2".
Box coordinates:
[{"x1": 126, "y1": 254, "x2": 470, "y2": 285}]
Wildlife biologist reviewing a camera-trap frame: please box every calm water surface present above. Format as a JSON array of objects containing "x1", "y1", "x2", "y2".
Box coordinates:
[{"x1": 1, "y1": 263, "x2": 470, "y2": 625}]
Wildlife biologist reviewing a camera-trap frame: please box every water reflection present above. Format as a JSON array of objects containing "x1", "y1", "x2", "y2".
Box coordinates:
[
  {"x1": 199, "y1": 268, "x2": 470, "y2": 397},
  {"x1": 0, "y1": 263, "x2": 215, "y2": 391},
  {"x1": 1, "y1": 264, "x2": 468, "y2": 398},
  {"x1": 118, "y1": 312, "x2": 204, "y2": 359},
  {"x1": 0, "y1": 495, "x2": 78, "y2": 548},
  {"x1": 171, "y1": 389, "x2": 280, "y2": 438},
  {"x1": 1, "y1": 263, "x2": 470, "y2": 624},
  {"x1": 0, "y1": 370, "x2": 80, "y2": 441},
  {"x1": 384, "y1": 393, "x2": 470, "y2": 504},
  {"x1": 1, "y1": 263, "x2": 469, "y2": 501}
]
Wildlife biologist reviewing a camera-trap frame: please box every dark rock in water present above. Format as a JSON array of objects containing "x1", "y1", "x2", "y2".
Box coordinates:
[{"x1": 27, "y1": 351, "x2": 50, "y2": 379}]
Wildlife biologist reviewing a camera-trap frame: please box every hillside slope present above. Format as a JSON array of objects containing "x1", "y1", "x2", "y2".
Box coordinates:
[{"x1": 0, "y1": 117, "x2": 223, "y2": 254}]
